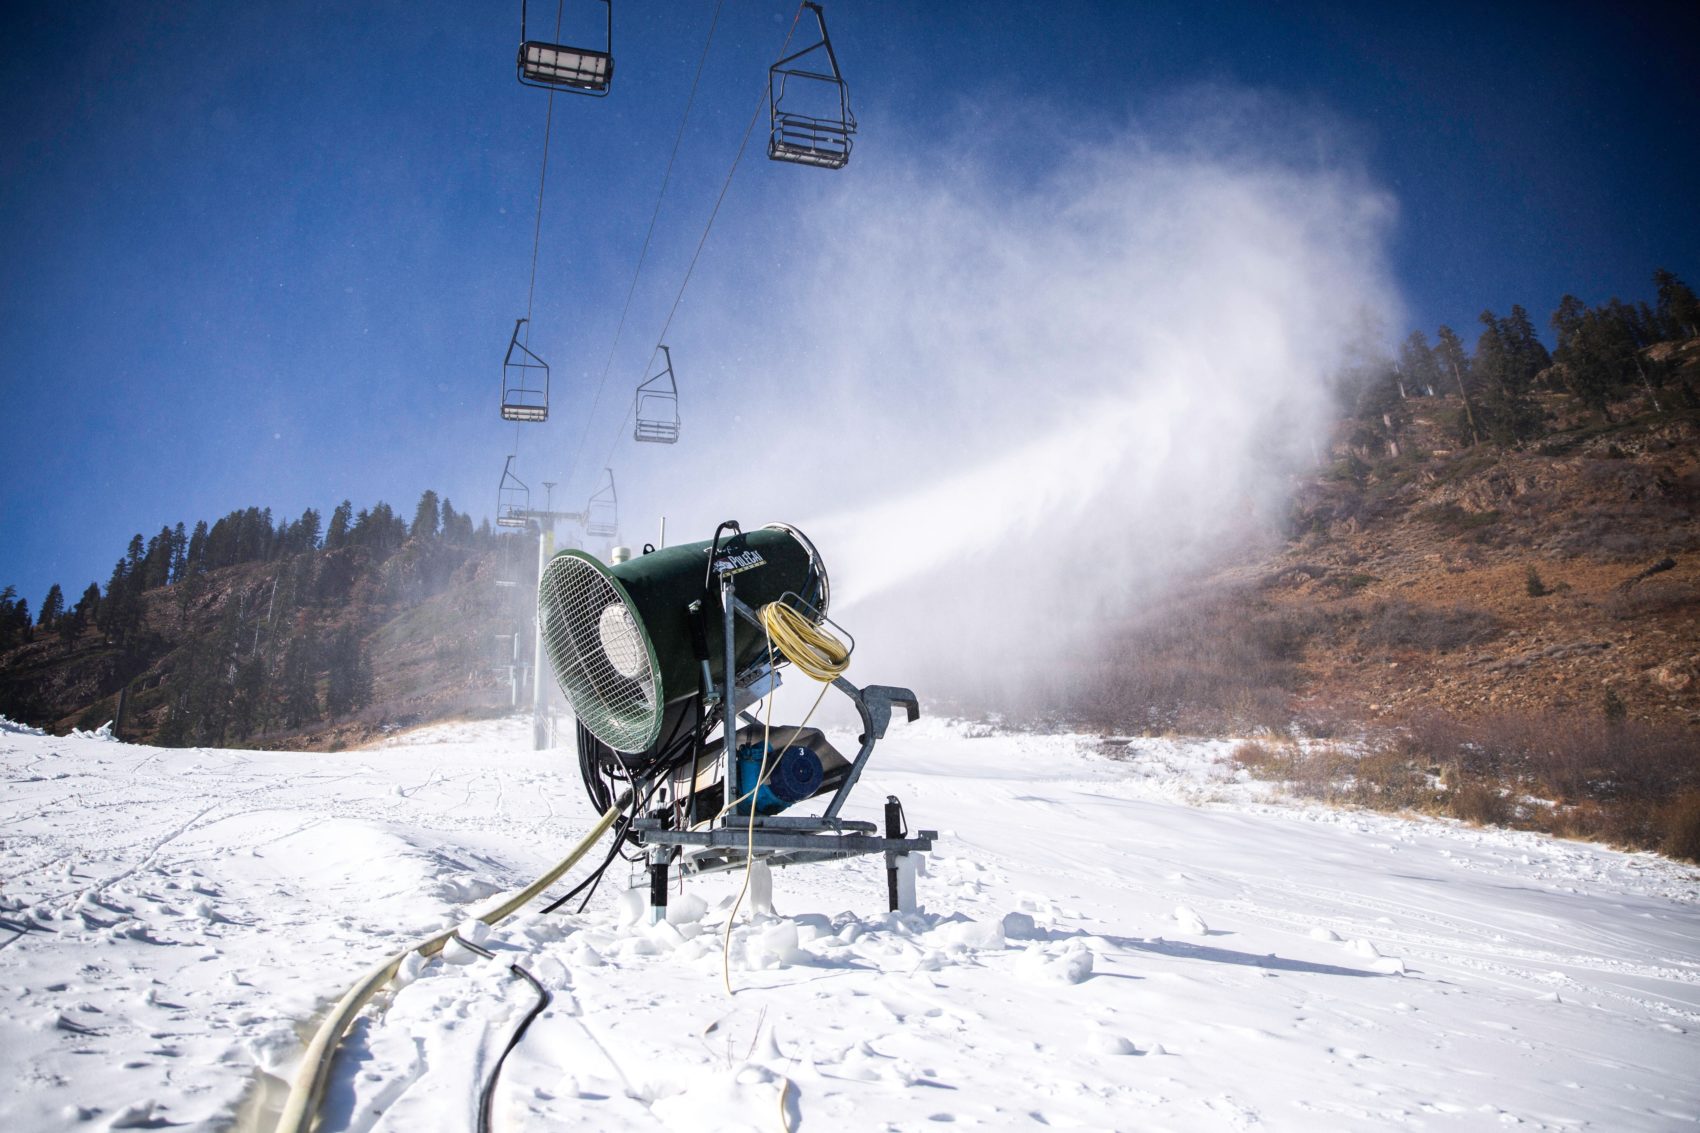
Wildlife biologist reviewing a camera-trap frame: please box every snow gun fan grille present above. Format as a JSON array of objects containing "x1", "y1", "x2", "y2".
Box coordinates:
[{"x1": 537, "y1": 552, "x2": 662, "y2": 753}]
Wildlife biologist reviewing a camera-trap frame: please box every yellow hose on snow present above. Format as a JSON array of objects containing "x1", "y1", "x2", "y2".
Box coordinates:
[{"x1": 273, "y1": 790, "x2": 630, "y2": 1133}]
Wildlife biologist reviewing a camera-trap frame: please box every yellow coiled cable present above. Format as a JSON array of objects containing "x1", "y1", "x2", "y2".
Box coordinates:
[{"x1": 758, "y1": 600, "x2": 850, "y2": 681}]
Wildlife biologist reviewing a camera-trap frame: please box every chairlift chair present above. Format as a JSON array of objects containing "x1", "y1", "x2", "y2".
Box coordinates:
[
  {"x1": 586, "y1": 468, "x2": 618, "y2": 537},
  {"x1": 502, "y1": 318, "x2": 550, "y2": 422},
  {"x1": 768, "y1": 2, "x2": 856, "y2": 169},
  {"x1": 634, "y1": 345, "x2": 680, "y2": 444},
  {"x1": 518, "y1": 0, "x2": 613, "y2": 95},
  {"x1": 497, "y1": 455, "x2": 531, "y2": 528}
]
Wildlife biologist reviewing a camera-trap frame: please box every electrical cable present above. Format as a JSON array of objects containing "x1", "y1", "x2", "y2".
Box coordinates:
[
  {"x1": 759, "y1": 601, "x2": 851, "y2": 682},
  {"x1": 542, "y1": 769, "x2": 671, "y2": 914},
  {"x1": 719, "y1": 620, "x2": 836, "y2": 996},
  {"x1": 441, "y1": 930, "x2": 553, "y2": 1133},
  {"x1": 476, "y1": 961, "x2": 552, "y2": 1133},
  {"x1": 274, "y1": 790, "x2": 629, "y2": 1133}
]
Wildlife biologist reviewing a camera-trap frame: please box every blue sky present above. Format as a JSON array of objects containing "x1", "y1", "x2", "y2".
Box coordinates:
[{"x1": 2, "y1": 0, "x2": 1696, "y2": 614}]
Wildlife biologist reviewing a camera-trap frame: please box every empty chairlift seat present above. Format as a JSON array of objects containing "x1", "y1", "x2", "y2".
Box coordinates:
[
  {"x1": 586, "y1": 468, "x2": 618, "y2": 537},
  {"x1": 502, "y1": 317, "x2": 550, "y2": 422},
  {"x1": 518, "y1": 0, "x2": 613, "y2": 95},
  {"x1": 497, "y1": 456, "x2": 531, "y2": 528},
  {"x1": 768, "y1": 3, "x2": 856, "y2": 169},
  {"x1": 634, "y1": 345, "x2": 680, "y2": 444}
]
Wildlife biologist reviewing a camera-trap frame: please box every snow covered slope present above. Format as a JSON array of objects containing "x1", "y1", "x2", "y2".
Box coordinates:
[{"x1": 2, "y1": 715, "x2": 1697, "y2": 1131}]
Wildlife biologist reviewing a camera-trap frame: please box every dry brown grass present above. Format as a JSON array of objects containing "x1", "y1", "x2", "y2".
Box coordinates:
[
  {"x1": 1232, "y1": 710, "x2": 1700, "y2": 863},
  {"x1": 1658, "y1": 790, "x2": 1700, "y2": 862}
]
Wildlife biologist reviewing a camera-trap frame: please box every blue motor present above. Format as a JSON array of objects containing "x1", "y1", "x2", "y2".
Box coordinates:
[{"x1": 734, "y1": 741, "x2": 825, "y2": 816}]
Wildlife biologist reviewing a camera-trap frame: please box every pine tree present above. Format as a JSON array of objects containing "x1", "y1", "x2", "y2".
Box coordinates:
[
  {"x1": 1473, "y1": 309, "x2": 1543, "y2": 446},
  {"x1": 5, "y1": 595, "x2": 30, "y2": 646},
  {"x1": 97, "y1": 558, "x2": 136, "y2": 643},
  {"x1": 324, "y1": 628, "x2": 373, "y2": 718},
  {"x1": 0, "y1": 586, "x2": 29, "y2": 648},
  {"x1": 277, "y1": 628, "x2": 321, "y2": 728},
  {"x1": 75, "y1": 582, "x2": 100, "y2": 621},
  {"x1": 1503, "y1": 305, "x2": 1552, "y2": 383},
  {"x1": 228, "y1": 656, "x2": 267, "y2": 741},
  {"x1": 1397, "y1": 331, "x2": 1441, "y2": 397},
  {"x1": 142, "y1": 526, "x2": 174, "y2": 590},
  {"x1": 326, "y1": 500, "x2": 352, "y2": 549},
  {"x1": 170, "y1": 522, "x2": 188, "y2": 583},
  {"x1": 1654, "y1": 268, "x2": 1700, "y2": 338},
  {"x1": 37, "y1": 583, "x2": 64, "y2": 627},
  {"x1": 1434, "y1": 324, "x2": 1480, "y2": 446},
  {"x1": 411, "y1": 490, "x2": 441, "y2": 540},
  {"x1": 186, "y1": 520, "x2": 208, "y2": 575},
  {"x1": 1552, "y1": 295, "x2": 1638, "y2": 421},
  {"x1": 59, "y1": 583, "x2": 94, "y2": 643},
  {"x1": 289, "y1": 507, "x2": 322, "y2": 553},
  {"x1": 1348, "y1": 354, "x2": 1407, "y2": 459}
]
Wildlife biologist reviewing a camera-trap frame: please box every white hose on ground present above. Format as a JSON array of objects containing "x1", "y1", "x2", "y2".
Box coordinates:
[{"x1": 272, "y1": 790, "x2": 631, "y2": 1133}]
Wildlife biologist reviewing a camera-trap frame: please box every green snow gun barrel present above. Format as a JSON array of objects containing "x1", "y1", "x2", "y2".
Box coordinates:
[{"x1": 537, "y1": 524, "x2": 828, "y2": 754}]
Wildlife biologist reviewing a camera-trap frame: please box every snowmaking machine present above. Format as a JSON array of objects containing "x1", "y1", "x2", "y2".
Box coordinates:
[{"x1": 536, "y1": 521, "x2": 935, "y2": 921}]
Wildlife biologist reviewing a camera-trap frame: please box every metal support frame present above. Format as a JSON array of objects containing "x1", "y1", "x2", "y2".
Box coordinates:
[{"x1": 633, "y1": 577, "x2": 933, "y2": 879}]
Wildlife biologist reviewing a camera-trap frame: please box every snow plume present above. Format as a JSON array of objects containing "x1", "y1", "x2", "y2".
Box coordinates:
[{"x1": 636, "y1": 92, "x2": 1400, "y2": 704}]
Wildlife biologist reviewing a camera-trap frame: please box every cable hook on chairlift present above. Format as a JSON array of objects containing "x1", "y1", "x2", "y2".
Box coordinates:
[
  {"x1": 586, "y1": 468, "x2": 618, "y2": 537},
  {"x1": 518, "y1": 0, "x2": 614, "y2": 95},
  {"x1": 634, "y1": 345, "x2": 681, "y2": 444},
  {"x1": 502, "y1": 317, "x2": 550, "y2": 423},
  {"x1": 497, "y1": 455, "x2": 532, "y2": 528},
  {"x1": 768, "y1": 2, "x2": 856, "y2": 169}
]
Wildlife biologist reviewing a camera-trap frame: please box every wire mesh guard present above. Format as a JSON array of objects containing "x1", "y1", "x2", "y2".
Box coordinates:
[
  {"x1": 634, "y1": 345, "x2": 680, "y2": 444},
  {"x1": 538, "y1": 553, "x2": 661, "y2": 753},
  {"x1": 497, "y1": 456, "x2": 530, "y2": 528},
  {"x1": 768, "y1": 3, "x2": 856, "y2": 169},
  {"x1": 586, "y1": 468, "x2": 618, "y2": 537},
  {"x1": 502, "y1": 318, "x2": 550, "y2": 422},
  {"x1": 517, "y1": 0, "x2": 613, "y2": 95}
]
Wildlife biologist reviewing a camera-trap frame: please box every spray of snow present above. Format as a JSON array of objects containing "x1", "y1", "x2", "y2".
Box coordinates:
[{"x1": 625, "y1": 92, "x2": 1400, "y2": 695}]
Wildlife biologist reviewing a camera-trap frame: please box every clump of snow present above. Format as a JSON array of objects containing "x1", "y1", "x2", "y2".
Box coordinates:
[
  {"x1": 0, "y1": 715, "x2": 47, "y2": 735},
  {"x1": 665, "y1": 890, "x2": 709, "y2": 926},
  {"x1": 1173, "y1": 904, "x2": 1210, "y2": 935},
  {"x1": 1087, "y1": 1029, "x2": 1140, "y2": 1056},
  {"x1": 1016, "y1": 940, "x2": 1096, "y2": 985},
  {"x1": 70, "y1": 721, "x2": 118, "y2": 742}
]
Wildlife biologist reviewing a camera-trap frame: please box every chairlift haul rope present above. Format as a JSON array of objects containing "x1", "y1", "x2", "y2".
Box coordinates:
[
  {"x1": 569, "y1": 1, "x2": 830, "y2": 500},
  {"x1": 503, "y1": 1, "x2": 858, "y2": 518}
]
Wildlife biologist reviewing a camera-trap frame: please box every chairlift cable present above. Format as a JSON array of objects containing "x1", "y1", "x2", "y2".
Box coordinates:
[
  {"x1": 560, "y1": 0, "x2": 728, "y2": 492},
  {"x1": 507, "y1": 5, "x2": 563, "y2": 449},
  {"x1": 522, "y1": 88, "x2": 557, "y2": 348},
  {"x1": 574, "y1": 3, "x2": 809, "y2": 495}
]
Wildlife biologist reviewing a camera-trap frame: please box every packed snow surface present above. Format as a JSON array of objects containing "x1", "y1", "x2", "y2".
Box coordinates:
[{"x1": 3, "y1": 715, "x2": 1697, "y2": 1131}]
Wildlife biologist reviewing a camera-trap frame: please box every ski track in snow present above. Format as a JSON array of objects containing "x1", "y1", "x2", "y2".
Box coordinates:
[{"x1": 2, "y1": 716, "x2": 1697, "y2": 1131}]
